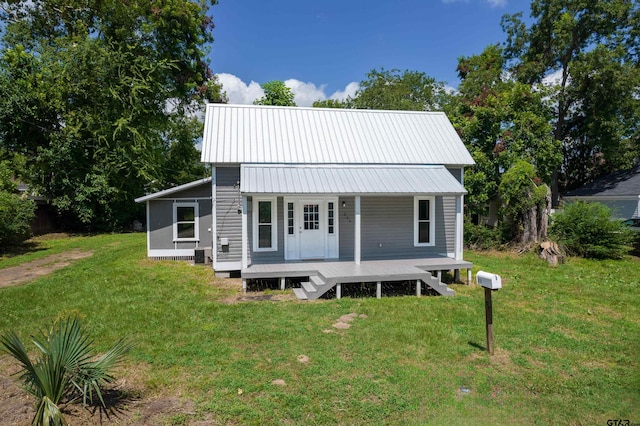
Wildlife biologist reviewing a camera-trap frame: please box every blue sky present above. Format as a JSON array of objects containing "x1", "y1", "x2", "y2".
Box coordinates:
[{"x1": 209, "y1": 0, "x2": 532, "y2": 106}]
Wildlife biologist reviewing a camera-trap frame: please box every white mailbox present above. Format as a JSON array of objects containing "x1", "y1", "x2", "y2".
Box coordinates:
[{"x1": 476, "y1": 271, "x2": 502, "y2": 290}]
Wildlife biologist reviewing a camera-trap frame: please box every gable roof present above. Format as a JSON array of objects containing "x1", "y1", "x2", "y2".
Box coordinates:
[
  {"x1": 201, "y1": 104, "x2": 474, "y2": 166},
  {"x1": 134, "y1": 177, "x2": 212, "y2": 203},
  {"x1": 241, "y1": 164, "x2": 467, "y2": 195},
  {"x1": 564, "y1": 166, "x2": 640, "y2": 198}
]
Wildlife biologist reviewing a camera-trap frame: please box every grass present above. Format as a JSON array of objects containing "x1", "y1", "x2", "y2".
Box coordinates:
[{"x1": 1, "y1": 233, "x2": 639, "y2": 425}]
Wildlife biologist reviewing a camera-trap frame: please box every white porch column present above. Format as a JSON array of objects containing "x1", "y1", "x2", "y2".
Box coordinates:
[
  {"x1": 241, "y1": 196, "x2": 248, "y2": 269},
  {"x1": 455, "y1": 194, "x2": 464, "y2": 260},
  {"x1": 211, "y1": 166, "x2": 217, "y2": 269},
  {"x1": 355, "y1": 195, "x2": 361, "y2": 265}
]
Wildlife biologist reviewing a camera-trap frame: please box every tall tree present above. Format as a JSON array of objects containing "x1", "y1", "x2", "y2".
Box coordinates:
[
  {"x1": 254, "y1": 80, "x2": 296, "y2": 106},
  {"x1": 452, "y1": 45, "x2": 560, "y2": 243},
  {"x1": 0, "y1": 0, "x2": 225, "y2": 230},
  {"x1": 502, "y1": 0, "x2": 640, "y2": 205},
  {"x1": 313, "y1": 68, "x2": 448, "y2": 111}
]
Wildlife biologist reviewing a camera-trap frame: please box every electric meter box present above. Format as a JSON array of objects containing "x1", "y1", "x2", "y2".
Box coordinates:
[{"x1": 476, "y1": 271, "x2": 502, "y2": 290}]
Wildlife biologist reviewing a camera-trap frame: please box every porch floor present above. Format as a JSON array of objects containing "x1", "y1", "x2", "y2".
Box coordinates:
[
  {"x1": 243, "y1": 257, "x2": 471, "y2": 280},
  {"x1": 242, "y1": 257, "x2": 473, "y2": 299}
]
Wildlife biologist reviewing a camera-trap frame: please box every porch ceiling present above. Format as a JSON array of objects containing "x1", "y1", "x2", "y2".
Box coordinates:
[{"x1": 240, "y1": 164, "x2": 467, "y2": 195}]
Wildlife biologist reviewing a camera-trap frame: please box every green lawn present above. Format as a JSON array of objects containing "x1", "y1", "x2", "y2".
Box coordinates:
[{"x1": 1, "y1": 233, "x2": 638, "y2": 425}]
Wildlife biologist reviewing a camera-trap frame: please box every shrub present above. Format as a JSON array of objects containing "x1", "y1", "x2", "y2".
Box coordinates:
[
  {"x1": 464, "y1": 218, "x2": 505, "y2": 250},
  {"x1": 550, "y1": 201, "x2": 634, "y2": 259},
  {"x1": 0, "y1": 190, "x2": 35, "y2": 250},
  {"x1": 0, "y1": 316, "x2": 132, "y2": 426}
]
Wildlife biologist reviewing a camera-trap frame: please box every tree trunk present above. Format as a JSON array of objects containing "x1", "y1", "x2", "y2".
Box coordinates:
[{"x1": 537, "y1": 186, "x2": 551, "y2": 241}]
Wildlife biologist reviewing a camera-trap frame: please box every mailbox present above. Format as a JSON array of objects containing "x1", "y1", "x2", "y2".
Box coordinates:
[{"x1": 476, "y1": 271, "x2": 502, "y2": 290}]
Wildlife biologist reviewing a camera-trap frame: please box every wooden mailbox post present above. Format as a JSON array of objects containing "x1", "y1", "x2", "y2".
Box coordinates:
[{"x1": 476, "y1": 271, "x2": 502, "y2": 355}]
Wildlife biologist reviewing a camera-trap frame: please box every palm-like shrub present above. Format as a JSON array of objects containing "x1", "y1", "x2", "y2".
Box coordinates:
[{"x1": 0, "y1": 317, "x2": 132, "y2": 426}]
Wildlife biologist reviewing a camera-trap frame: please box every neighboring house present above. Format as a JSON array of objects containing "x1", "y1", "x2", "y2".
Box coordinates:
[
  {"x1": 563, "y1": 166, "x2": 640, "y2": 220},
  {"x1": 17, "y1": 183, "x2": 58, "y2": 235},
  {"x1": 136, "y1": 104, "x2": 475, "y2": 299}
]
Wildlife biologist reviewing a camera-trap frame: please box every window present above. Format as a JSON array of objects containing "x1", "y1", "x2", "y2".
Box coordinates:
[
  {"x1": 287, "y1": 202, "x2": 294, "y2": 235},
  {"x1": 303, "y1": 204, "x2": 319, "y2": 230},
  {"x1": 328, "y1": 202, "x2": 334, "y2": 234},
  {"x1": 173, "y1": 202, "x2": 199, "y2": 241},
  {"x1": 414, "y1": 197, "x2": 435, "y2": 246},
  {"x1": 253, "y1": 197, "x2": 277, "y2": 251}
]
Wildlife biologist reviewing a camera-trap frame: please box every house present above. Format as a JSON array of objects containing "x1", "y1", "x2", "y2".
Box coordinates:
[
  {"x1": 563, "y1": 165, "x2": 640, "y2": 220},
  {"x1": 136, "y1": 104, "x2": 475, "y2": 299}
]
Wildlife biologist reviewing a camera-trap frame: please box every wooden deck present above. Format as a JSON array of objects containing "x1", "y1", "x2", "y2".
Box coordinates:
[{"x1": 242, "y1": 257, "x2": 473, "y2": 300}]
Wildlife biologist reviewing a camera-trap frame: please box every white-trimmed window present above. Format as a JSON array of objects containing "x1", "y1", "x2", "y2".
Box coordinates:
[
  {"x1": 414, "y1": 196, "x2": 435, "y2": 246},
  {"x1": 253, "y1": 197, "x2": 277, "y2": 251},
  {"x1": 173, "y1": 202, "x2": 199, "y2": 241}
]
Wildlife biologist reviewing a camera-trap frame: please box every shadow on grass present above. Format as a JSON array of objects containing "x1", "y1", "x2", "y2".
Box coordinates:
[
  {"x1": 468, "y1": 341, "x2": 486, "y2": 351},
  {"x1": 67, "y1": 387, "x2": 141, "y2": 424},
  {"x1": 0, "y1": 241, "x2": 46, "y2": 258}
]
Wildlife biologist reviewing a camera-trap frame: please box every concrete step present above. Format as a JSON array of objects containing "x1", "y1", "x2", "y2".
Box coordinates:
[
  {"x1": 301, "y1": 281, "x2": 317, "y2": 293},
  {"x1": 293, "y1": 288, "x2": 308, "y2": 300}
]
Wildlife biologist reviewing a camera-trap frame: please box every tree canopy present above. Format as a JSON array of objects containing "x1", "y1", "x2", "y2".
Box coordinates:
[
  {"x1": 502, "y1": 0, "x2": 640, "y2": 204},
  {"x1": 254, "y1": 80, "x2": 296, "y2": 106},
  {"x1": 313, "y1": 68, "x2": 447, "y2": 111},
  {"x1": 0, "y1": 0, "x2": 225, "y2": 230}
]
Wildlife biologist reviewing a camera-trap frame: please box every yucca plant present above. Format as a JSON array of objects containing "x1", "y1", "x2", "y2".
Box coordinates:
[{"x1": 0, "y1": 316, "x2": 132, "y2": 426}]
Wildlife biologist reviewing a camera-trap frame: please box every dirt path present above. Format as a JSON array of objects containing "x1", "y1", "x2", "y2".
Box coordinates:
[{"x1": 0, "y1": 250, "x2": 93, "y2": 288}]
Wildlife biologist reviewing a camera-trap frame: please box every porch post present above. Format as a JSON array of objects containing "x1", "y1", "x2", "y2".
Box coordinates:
[
  {"x1": 241, "y1": 196, "x2": 248, "y2": 270},
  {"x1": 455, "y1": 194, "x2": 464, "y2": 260},
  {"x1": 355, "y1": 195, "x2": 361, "y2": 265},
  {"x1": 211, "y1": 166, "x2": 217, "y2": 269}
]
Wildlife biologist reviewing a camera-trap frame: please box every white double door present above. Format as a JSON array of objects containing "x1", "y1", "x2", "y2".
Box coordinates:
[{"x1": 285, "y1": 197, "x2": 339, "y2": 260}]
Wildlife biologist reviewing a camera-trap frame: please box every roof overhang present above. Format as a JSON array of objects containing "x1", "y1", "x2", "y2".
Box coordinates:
[
  {"x1": 134, "y1": 177, "x2": 212, "y2": 203},
  {"x1": 240, "y1": 164, "x2": 467, "y2": 196}
]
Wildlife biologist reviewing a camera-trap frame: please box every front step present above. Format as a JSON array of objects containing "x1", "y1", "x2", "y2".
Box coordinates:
[
  {"x1": 292, "y1": 271, "x2": 454, "y2": 300},
  {"x1": 301, "y1": 281, "x2": 317, "y2": 293},
  {"x1": 293, "y1": 288, "x2": 308, "y2": 300},
  {"x1": 293, "y1": 275, "x2": 331, "y2": 300},
  {"x1": 419, "y1": 273, "x2": 455, "y2": 296}
]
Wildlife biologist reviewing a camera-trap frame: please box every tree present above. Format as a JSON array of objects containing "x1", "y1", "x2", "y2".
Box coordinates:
[
  {"x1": 0, "y1": 156, "x2": 34, "y2": 249},
  {"x1": 354, "y1": 68, "x2": 447, "y2": 111},
  {"x1": 451, "y1": 45, "x2": 560, "y2": 243},
  {"x1": 254, "y1": 80, "x2": 296, "y2": 106},
  {"x1": 0, "y1": 316, "x2": 132, "y2": 426},
  {"x1": 0, "y1": 0, "x2": 225, "y2": 230},
  {"x1": 502, "y1": 0, "x2": 640, "y2": 205}
]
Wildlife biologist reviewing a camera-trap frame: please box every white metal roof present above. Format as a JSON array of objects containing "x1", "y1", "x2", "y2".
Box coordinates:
[
  {"x1": 202, "y1": 104, "x2": 474, "y2": 166},
  {"x1": 240, "y1": 165, "x2": 467, "y2": 195},
  {"x1": 134, "y1": 177, "x2": 212, "y2": 203}
]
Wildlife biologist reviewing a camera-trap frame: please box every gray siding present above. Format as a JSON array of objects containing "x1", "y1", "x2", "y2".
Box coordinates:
[
  {"x1": 215, "y1": 167, "x2": 243, "y2": 262},
  {"x1": 360, "y1": 196, "x2": 454, "y2": 260},
  {"x1": 338, "y1": 196, "x2": 355, "y2": 260},
  {"x1": 149, "y1": 200, "x2": 174, "y2": 249},
  {"x1": 147, "y1": 180, "x2": 213, "y2": 251},
  {"x1": 446, "y1": 167, "x2": 463, "y2": 184}
]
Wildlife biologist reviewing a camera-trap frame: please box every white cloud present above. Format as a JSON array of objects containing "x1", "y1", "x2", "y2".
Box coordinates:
[
  {"x1": 542, "y1": 69, "x2": 565, "y2": 87},
  {"x1": 284, "y1": 79, "x2": 327, "y2": 107},
  {"x1": 216, "y1": 73, "x2": 360, "y2": 107},
  {"x1": 329, "y1": 82, "x2": 359, "y2": 100},
  {"x1": 217, "y1": 73, "x2": 264, "y2": 105}
]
